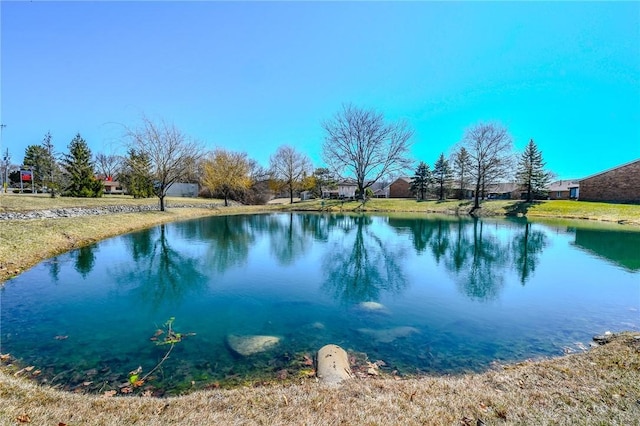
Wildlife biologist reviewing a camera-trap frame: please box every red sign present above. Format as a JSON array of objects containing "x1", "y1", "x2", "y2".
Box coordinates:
[{"x1": 20, "y1": 170, "x2": 33, "y2": 181}]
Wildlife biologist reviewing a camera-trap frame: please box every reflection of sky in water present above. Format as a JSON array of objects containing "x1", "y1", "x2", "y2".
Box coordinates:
[{"x1": 1, "y1": 213, "x2": 638, "y2": 393}]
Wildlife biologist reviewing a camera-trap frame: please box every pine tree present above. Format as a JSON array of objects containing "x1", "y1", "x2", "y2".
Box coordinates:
[
  {"x1": 432, "y1": 153, "x2": 453, "y2": 201},
  {"x1": 119, "y1": 148, "x2": 154, "y2": 198},
  {"x1": 23, "y1": 144, "x2": 48, "y2": 188},
  {"x1": 410, "y1": 162, "x2": 431, "y2": 201},
  {"x1": 61, "y1": 134, "x2": 103, "y2": 197},
  {"x1": 40, "y1": 132, "x2": 61, "y2": 196},
  {"x1": 516, "y1": 139, "x2": 550, "y2": 202},
  {"x1": 452, "y1": 147, "x2": 472, "y2": 200}
]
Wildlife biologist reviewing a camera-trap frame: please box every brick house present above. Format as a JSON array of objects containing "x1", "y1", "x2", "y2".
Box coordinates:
[
  {"x1": 579, "y1": 159, "x2": 640, "y2": 203},
  {"x1": 389, "y1": 177, "x2": 413, "y2": 198},
  {"x1": 547, "y1": 180, "x2": 580, "y2": 200}
]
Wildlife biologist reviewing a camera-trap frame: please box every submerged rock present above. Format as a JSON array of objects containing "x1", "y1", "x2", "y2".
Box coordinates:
[
  {"x1": 316, "y1": 344, "x2": 353, "y2": 385},
  {"x1": 226, "y1": 334, "x2": 280, "y2": 357},
  {"x1": 356, "y1": 326, "x2": 420, "y2": 343},
  {"x1": 356, "y1": 301, "x2": 389, "y2": 314}
]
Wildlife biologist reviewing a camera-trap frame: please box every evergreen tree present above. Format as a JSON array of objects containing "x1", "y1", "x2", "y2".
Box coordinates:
[
  {"x1": 452, "y1": 147, "x2": 472, "y2": 200},
  {"x1": 40, "y1": 132, "x2": 61, "y2": 196},
  {"x1": 432, "y1": 153, "x2": 453, "y2": 201},
  {"x1": 23, "y1": 144, "x2": 48, "y2": 188},
  {"x1": 61, "y1": 134, "x2": 103, "y2": 197},
  {"x1": 410, "y1": 161, "x2": 431, "y2": 200},
  {"x1": 516, "y1": 139, "x2": 550, "y2": 202},
  {"x1": 119, "y1": 148, "x2": 154, "y2": 198}
]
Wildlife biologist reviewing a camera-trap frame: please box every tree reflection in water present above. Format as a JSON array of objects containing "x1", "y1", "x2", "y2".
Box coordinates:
[
  {"x1": 455, "y1": 219, "x2": 509, "y2": 301},
  {"x1": 511, "y1": 220, "x2": 548, "y2": 285},
  {"x1": 120, "y1": 224, "x2": 207, "y2": 309},
  {"x1": 389, "y1": 216, "x2": 549, "y2": 301},
  {"x1": 74, "y1": 245, "x2": 96, "y2": 278},
  {"x1": 195, "y1": 215, "x2": 256, "y2": 273},
  {"x1": 267, "y1": 213, "x2": 312, "y2": 266},
  {"x1": 321, "y1": 215, "x2": 408, "y2": 304}
]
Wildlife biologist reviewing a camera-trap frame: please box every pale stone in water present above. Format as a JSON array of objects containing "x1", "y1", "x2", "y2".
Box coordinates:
[
  {"x1": 357, "y1": 301, "x2": 388, "y2": 312},
  {"x1": 226, "y1": 335, "x2": 280, "y2": 357},
  {"x1": 316, "y1": 344, "x2": 353, "y2": 385},
  {"x1": 356, "y1": 326, "x2": 420, "y2": 343}
]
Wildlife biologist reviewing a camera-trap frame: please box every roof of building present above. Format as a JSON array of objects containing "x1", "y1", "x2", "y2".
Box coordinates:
[
  {"x1": 547, "y1": 180, "x2": 580, "y2": 191},
  {"x1": 392, "y1": 176, "x2": 413, "y2": 184},
  {"x1": 485, "y1": 182, "x2": 519, "y2": 193},
  {"x1": 579, "y1": 159, "x2": 640, "y2": 182}
]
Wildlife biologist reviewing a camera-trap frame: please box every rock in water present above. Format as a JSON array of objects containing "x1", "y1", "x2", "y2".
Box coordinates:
[
  {"x1": 356, "y1": 301, "x2": 389, "y2": 313},
  {"x1": 316, "y1": 344, "x2": 354, "y2": 385},
  {"x1": 226, "y1": 335, "x2": 280, "y2": 357},
  {"x1": 356, "y1": 326, "x2": 420, "y2": 343}
]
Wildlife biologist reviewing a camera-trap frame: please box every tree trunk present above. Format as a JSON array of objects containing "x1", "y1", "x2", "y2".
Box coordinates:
[
  {"x1": 159, "y1": 195, "x2": 166, "y2": 212},
  {"x1": 224, "y1": 194, "x2": 229, "y2": 207},
  {"x1": 473, "y1": 176, "x2": 481, "y2": 210}
]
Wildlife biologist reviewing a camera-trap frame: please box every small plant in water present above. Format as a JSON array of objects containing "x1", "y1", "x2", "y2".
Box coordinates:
[{"x1": 125, "y1": 317, "x2": 195, "y2": 393}]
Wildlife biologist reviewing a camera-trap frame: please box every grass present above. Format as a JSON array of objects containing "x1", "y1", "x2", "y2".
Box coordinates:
[
  {"x1": 0, "y1": 193, "x2": 218, "y2": 212},
  {"x1": 276, "y1": 197, "x2": 640, "y2": 225},
  {"x1": 1, "y1": 333, "x2": 639, "y2": 425},
  {"x1": 1, "y1": 193, "x2": 639, "y2": 424}
]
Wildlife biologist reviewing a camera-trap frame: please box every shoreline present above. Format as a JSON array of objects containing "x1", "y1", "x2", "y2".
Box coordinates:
[{"x1": 1, "y1": 332, "x2": 638, "y2": 425}]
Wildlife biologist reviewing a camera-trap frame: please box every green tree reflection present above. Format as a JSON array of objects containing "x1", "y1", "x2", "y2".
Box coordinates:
[
  {"x1": 457, "y1": 219, "x2": 509, "y2": 301},
  {"x1": 321, "y1": 215, "x2": 407, "y2": 304},
  {"x1": 511, "y1": 221, "x2": 548, "y2": 285},
  {"x1": 120, "y1": 224, "x2": 207, "y2": 309},
  {"x1": 197, "y1": 215, "x2": 256, "y2": 273},
  {"x1": 74, "y1": 245, "x2": 96, "y2": 278},
  {"x1": 268, "y1": 213, "x2": 311, "y2": 266}
]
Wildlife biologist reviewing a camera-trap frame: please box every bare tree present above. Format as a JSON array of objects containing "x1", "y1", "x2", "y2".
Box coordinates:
[
  {"x1": 322, "y1": 104, "x2": 413, "y2": 199},
  {"x1": 460, "y1": 122, "x2": 513, "y2": 210},
  {"x1": 94, "y1": 153, "x2": 122, "y2": 180},
  {"x1": 269, "y1": 145, "x2": 312, "y2": 204},
  {"x1": 126, "y1": 116, "x2": 203, "y2": 211}
]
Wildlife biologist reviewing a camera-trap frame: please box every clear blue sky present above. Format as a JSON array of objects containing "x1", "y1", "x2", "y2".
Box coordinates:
[{"x1": 1, "y1": 1, "x2": 639, "y2": 180}]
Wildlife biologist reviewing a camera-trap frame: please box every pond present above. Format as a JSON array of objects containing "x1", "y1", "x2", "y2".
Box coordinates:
[{"x1": 1, "y1": 213, "x2": 639, "y2": 395}]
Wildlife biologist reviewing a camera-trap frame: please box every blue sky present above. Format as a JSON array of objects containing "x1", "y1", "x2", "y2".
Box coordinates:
[{"x1": 1, "y1": 1, "x2": 638, "y2": 180}]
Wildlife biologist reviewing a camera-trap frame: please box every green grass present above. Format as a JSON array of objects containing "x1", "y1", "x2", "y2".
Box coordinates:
[{"x1": 277, "y1": 198, "x2": 640, "y2": 225}]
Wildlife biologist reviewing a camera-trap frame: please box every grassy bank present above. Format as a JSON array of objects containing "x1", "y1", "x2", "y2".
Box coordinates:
[
  {"x1": 276, "y1": 198, "x2": 640, "y2": 225},
  {"x1": 2, "y1": 333, "x2": 639, "y2": 425},
  {"x1": 1, "y1": 194, "x2": 639, "y2": 424}
]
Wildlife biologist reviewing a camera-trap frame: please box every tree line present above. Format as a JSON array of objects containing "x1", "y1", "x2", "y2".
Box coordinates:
[{"x1": 2, "y1": 105, "x2": 552, "y2": 211}]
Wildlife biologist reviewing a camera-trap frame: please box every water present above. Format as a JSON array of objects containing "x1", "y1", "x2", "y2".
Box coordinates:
[{"x1": 1, "y1": 213, "x2": 638, "y2": 395}]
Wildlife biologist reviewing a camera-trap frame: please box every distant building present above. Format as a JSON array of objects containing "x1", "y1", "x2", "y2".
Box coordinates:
[
  {"x1": 165, "y1": 182, "x2": 199, "y2": 197},
  {"x1": 100, "y1": 176, "x2": 124, "y2": 195},
  {"x1": 370, "y1": 181, "x2": 390, "y2": 198},
  {"x1": 484, "y1": 182, "x2": 521, "y2": 200},
  {"x1": 547, "y1": 180, "x2": 580, "y2": 200},
  {"x1": 579, "y1": 159, "x2": 640, "y2": 203},
  {"x1": 389, "y1": 177, "x2": 413, "y2": 198},
  {"x1": 322, "y1": 181, "x2": 357, "y2": 199}
]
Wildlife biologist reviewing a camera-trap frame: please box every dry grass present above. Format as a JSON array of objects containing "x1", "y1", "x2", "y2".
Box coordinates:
[
  {"x1": 1, "y1": 333, "x2": 639, "y2": 425},
  {"x1": 0, "y1": 193, "x2": 224, "y2": 212}
]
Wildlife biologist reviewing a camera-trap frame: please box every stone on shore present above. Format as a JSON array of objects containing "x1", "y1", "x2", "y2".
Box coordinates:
[
  {"x1": 316, "y1": 344, "x2": 354, "y2": 385},
  {"x1": 226, "y1": 334, "x2": 280, "y2": 357}
]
